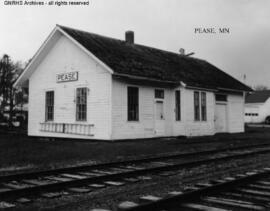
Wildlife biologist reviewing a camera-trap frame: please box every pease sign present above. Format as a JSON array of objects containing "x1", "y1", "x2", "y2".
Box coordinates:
[{"x1": 57, "y1": 72, "x2": 78, "y2": 83}]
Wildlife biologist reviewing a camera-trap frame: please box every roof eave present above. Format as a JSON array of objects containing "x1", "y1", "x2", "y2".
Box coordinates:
[
  {"x1": 218, "y1": 87, "x2": 253, "y2": 93},
  {"x1": 14, "y1": 25, "x2": 115, "y2": 88},
  {"x1": 14, "y1": 26, "x2": 60, "y2": 88}
]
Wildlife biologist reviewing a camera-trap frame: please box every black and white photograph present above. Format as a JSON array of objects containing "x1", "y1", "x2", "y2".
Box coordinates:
[{"x1": 0, "y1": 0, "x2": 270, "y2": 210}]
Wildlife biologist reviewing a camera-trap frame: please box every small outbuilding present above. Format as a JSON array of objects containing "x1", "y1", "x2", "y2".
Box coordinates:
[
  {"x1": 15, "y1": 25, "x2": 252, "y2": 140},
  {"x1": 245, "y1": 90, "x2": 270, "y2": 124}
]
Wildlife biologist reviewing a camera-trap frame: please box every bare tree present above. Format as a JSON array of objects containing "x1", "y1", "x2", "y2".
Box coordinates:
[{"x1": 254, "y1": 85, "x2": 268, "y2": 91}]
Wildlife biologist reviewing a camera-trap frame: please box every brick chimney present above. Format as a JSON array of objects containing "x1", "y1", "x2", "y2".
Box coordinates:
[
  {"x1": 179, "y1": 48, "x2": 185, "y2": 55},
  {"x1": 125, "y1": 31, "x2": 134, "y2": 44}
]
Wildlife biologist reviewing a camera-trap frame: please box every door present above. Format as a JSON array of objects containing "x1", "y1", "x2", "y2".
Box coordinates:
[
  {"x1": 155, "y1": 100, "x2": 165, "y2": 136},
  {"x1": 214, "y1": 103, "x2": 227, "y2": 133}
]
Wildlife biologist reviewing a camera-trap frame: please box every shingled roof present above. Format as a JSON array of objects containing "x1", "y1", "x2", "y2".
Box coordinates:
[
  {"x1": 245, "y1": 90, "x2": 270, "y2": 103},
  {"x1": 59, "y1": 25, "x2": 252, "y2": 92}
]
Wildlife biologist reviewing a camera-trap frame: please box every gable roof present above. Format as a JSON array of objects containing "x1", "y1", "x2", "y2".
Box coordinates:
[
  {"x1": 245, "y1": 90, "x2": 270, "y2": 103},
  {"x1": 15, "y1": 24, "x2": 252, "y2": 92},
  {"x1": 58, "y1": 25, "x2": 252, "y2": 92}
]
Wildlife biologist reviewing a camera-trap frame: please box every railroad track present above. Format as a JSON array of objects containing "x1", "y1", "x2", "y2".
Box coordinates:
[
  {"x1": 1, "y1": 142, "x2": 270, "y2": 209},
  {"x1": 116, "y1": 167, "x2": 270, "y2": 211}
]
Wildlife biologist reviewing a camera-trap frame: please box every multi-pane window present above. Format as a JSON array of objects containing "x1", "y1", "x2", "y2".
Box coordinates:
[
  {"x1": 201, "y1": 92, "x2": 207, "y2": 121},
  {"x1": 128, "y1": 87, "x2": 139, "y2": 121},
  {"x1": 215, "y1": 94, "x2": 227, "y2": 102},
  {"x1": 194, "y1": 91, "x2": 207, "y2": 121},
  {"x1": 76, "y1": 87, "x2": 87, "y2": 121},
  {"x1": 194, "y1": 91, "x2": 200, "y2": 121},
  {"x1": 175, "y1": 90, "x2": 181, "y2": 121},
  {"x1": 155, "y1": 89, "x2": 164, "y2": 99},
  {"x1": 45, "y1": 91, "x2": 54, "y2": 121}
]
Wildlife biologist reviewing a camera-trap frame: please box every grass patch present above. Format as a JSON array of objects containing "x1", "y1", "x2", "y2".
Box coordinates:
[{"x1": 0, "y1": 126, "x2": 270, "y2": 174}]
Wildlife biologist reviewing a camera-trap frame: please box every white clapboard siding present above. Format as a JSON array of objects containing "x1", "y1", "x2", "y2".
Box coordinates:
[
  {"x1": 227, "y1": 95, "x2": 245, "y2": 133},
  {"x1": 28, "y1": 35, "x2": 112, "y2": 140},
  {"x1": 183, "y1": 89, "x2": 215, "y2": 137},
  {"x1": 111, "y1": 79, "x2": 219, "y2": 139}
]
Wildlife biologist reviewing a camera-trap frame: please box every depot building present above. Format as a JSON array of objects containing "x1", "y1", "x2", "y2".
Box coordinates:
[{"x1": 14, "y1": 25, "x2": 252, "y2": 140}]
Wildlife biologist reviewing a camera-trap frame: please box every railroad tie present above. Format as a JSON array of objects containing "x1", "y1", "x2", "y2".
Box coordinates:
[
  {"x1": 0, "y1": 201, "x2": 16, "y2": 209},
  {"x1": 118, "y1": 201, "x2": 139, "y2": 210},
  {"x1": 139, "y1": 195, "x2": 162, "y2": 202},
  {"x1": 202, "y1": 196, "x2": 265, "y2": 211},
  {"x1": 16, "y1": 197, "x2": 32, "y2": 203},
  {"x1": 181, "y1": 203, "x2": 230, "y2": 211}
]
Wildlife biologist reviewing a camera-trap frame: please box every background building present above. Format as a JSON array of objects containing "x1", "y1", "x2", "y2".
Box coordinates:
[{"x1": 245, "y1": 90, "x2": 270, "y2": 124}]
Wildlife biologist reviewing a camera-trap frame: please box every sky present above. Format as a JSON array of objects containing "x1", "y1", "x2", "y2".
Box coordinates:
[{"x1": 0, "y1": 0, "x2": 269, "y2": 88}]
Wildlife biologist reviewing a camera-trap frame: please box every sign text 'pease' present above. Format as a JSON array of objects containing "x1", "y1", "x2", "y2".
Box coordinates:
[{"x1": 57, "y1": 72, "x2": 78, "y2": 83}]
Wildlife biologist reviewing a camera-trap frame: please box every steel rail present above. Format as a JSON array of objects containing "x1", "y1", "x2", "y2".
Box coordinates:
[
  {"x1": 119, "y1": 168, "x2": 270, "y2": 211},
  {"x1": 1, "y1": 141, "x2": 270, "y2": 183}
]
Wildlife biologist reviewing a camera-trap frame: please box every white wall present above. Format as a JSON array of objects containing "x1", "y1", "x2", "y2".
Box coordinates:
[
  {"x1": 28, "y1": 35, "x2": 112, "y2": 140},
  {"x1": 227, "y1": 94, "x2": 245, "y2": 133},
  {"x1": 111, "y1": 80, "x2": 216, "y2": 140},
  {"x1": 183, "y1": 89, "x2": 215, "y2": 136},
  {"x1": 111, "y1": 80, "x2": 155, "y2": 139},
  {"x1": 245, "y1": 104, "x2": 262, "y2": 123}
]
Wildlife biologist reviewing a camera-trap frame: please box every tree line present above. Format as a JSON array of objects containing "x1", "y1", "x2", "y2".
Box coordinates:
[{"x1": 0, "y1": 54, "x2": 27, "y2": 126}]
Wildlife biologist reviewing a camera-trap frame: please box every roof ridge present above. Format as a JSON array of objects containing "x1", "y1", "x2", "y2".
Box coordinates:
[
  {"x1": 57, "y1": 24, "x2": 252, "y2": 92},
  {"x1": 57, "y1": 24, "x2": 124, "y2": 42},
  {"x1": 57, "y1": 24, "x2": 202, "y2": 62}
]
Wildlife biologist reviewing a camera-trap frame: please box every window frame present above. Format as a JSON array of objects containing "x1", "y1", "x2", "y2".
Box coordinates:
[
  {"x1": 127, "y1": 86, "x2": 139, "y2": 121},
  {"x1": 215, "y1": 94, "x2": 227, "y2": 102},
  {"x1": 201, "y1": 92, "x2": 207, "y2": 121},
  {"x1": 194, "y1": 91, "x2": 200, "y2": 121},
  {"x1": 194, "y1": 91, "x2": 207, "y2": 121},
  {"x1": 175, "y1": 90, "x2": 181, "y2": 121},
  {"x1": 76, "y1": 87, "x2": 87, "y2": 122},
  {"x1": 45, "y1": 91, "x2": 54, "y2": 122},
  {"x1": 155, "y1": 89, "x2": 164, "y2": 99}
]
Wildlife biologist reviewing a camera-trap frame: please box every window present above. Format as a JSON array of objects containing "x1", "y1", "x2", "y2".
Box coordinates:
[
  {"x1": 245, "y1": 113, "x2": 258, "y2": 116},
  {"x1": 128, "y1": 87, "x2": 139, "y2": 121},
  {"x1": 201, "y1": 92, "x2": 207, "y2": 121},
  {"x1": 155, "y1": 89, "x2": 164, "y2": 99},
  {"x1": 45, "y1": 91, "x2": 54, "y2": 121},
  {"x1": 76, "y1": 87, "x2": 87, "y2": 121},
  {"x1": 194, "y1": 91, "x2": 207, "y2": 121},
  {"x1": 215, "y1": 94, "x2": 227, "y2": 102},
  {"x1": 175, "y1": 90, "x2": 181, "y2": 121},
  {"x1": 194, "y1": 91, "x2": 200, "y2": 121}
]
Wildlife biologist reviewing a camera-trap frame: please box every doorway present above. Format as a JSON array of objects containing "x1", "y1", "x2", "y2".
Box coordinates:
[
  {"x1": 214, "y1": 103, "x2": 228, "y2": 133},
  {"x1": 155, "y1": 100, "x2": 165, "y2": 136}
]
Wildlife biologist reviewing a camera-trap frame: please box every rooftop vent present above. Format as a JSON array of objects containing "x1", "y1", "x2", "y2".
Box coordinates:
[
  {"x1": 179, "y1": 48, "x2": 195, "y2": 57},
  {"x1": 125, "y1": 31, "x2": 134, "y2": 44}
]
